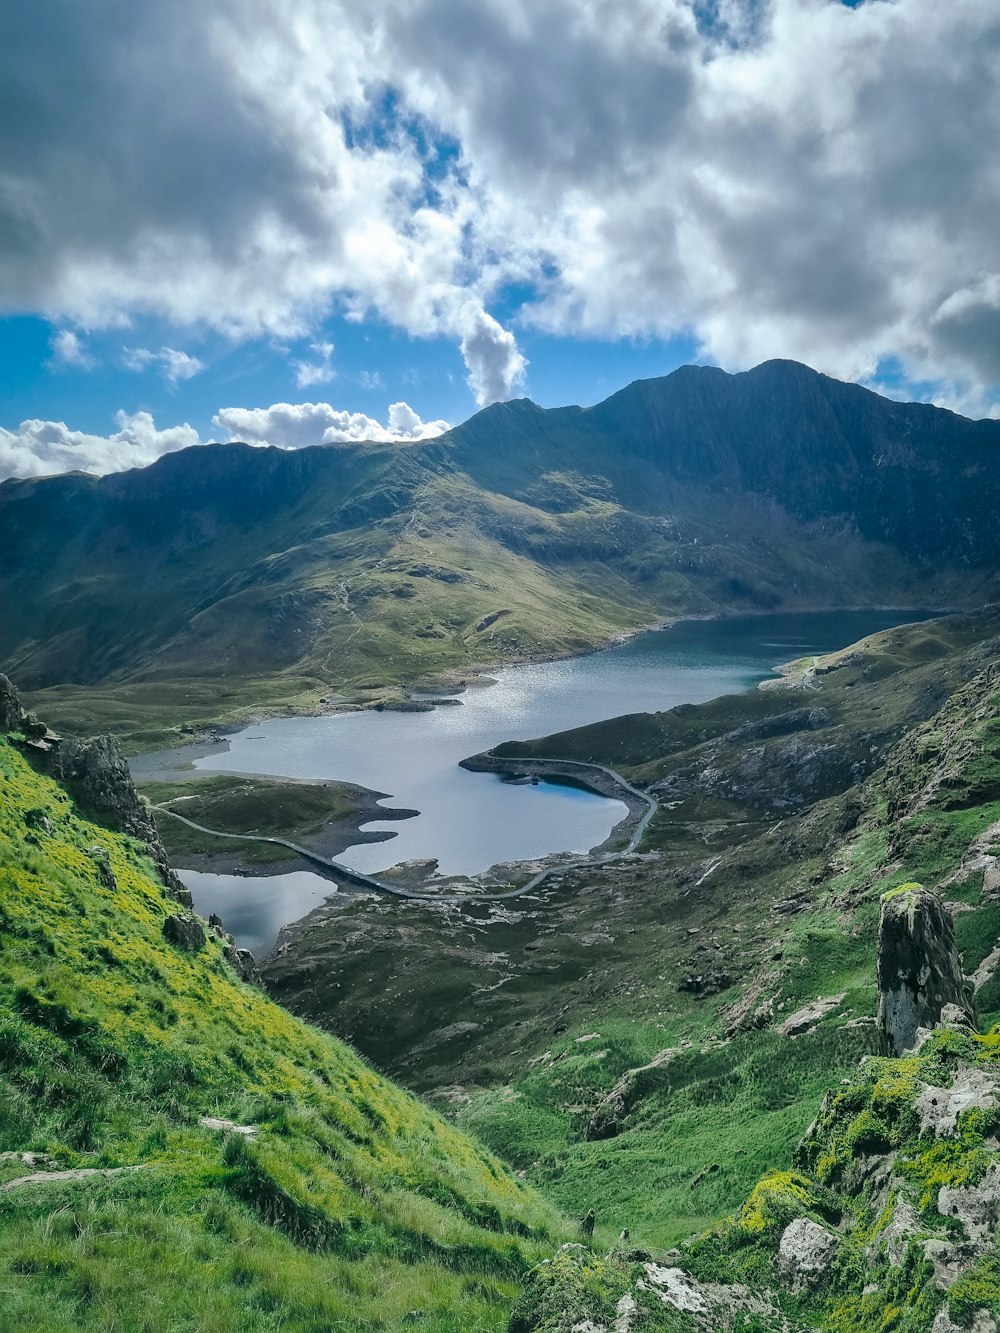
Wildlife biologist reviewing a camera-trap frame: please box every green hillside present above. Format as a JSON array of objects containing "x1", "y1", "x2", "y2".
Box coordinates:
[
  {"x1": 4, "y1": 361, "x2": 1000, "y2": 747},
  {"x1": 265, "y1": 610, "x2": 1000, "y2": 1283},
  {"x1": 0, "y1": 709, "x2": 564, "y2": 1330}
]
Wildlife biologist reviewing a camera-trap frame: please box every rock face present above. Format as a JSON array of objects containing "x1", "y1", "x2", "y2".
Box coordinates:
[
  {"x1": 162, "y1": 913, "x2": 206, "y2": 952},
  {"x1": 876, "y1": 884, "x2": 976, "y2": 1056},
  {"x1": 776, "y1": 1217, "x2": 839, "y2": 1291},
  {"x1": 46, "y1": 733, "x2": 190, "y2": 904},
  {"x1": 0, "y1": 674, "x2": 22, "y2": 731}
]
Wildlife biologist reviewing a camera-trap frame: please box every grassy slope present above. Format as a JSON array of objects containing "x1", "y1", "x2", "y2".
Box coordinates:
[
  {"x1": 513, "y1": 1025, "x2": 1000, "y2": 1332},
  {"x1": 13, "y1": 361, "x2": 1000, "y2": 750},
  {"x1": 0, "y1": 737, "x2": 566, "y2": 1331},
  {"x1": 263, "y1": 612, "x2": 1000, "y2": 1258},
  {"x1": 140, "y1": 774, "x2": 386, "y2": 868}
]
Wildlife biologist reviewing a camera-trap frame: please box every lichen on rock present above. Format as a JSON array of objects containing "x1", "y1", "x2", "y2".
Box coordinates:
[{"x1": 876, "y1": 883, "x2": 976, "y2": 1056}]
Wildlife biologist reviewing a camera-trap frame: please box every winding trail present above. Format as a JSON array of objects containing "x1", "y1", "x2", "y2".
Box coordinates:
[{"x1": 152, "y1": 756, "x2": 658, "y2": 906}]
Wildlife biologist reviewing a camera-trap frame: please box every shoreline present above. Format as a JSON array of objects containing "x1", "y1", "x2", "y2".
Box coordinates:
[{"x1": 120, "y1": 601, "x2": 958, "y2": 760}]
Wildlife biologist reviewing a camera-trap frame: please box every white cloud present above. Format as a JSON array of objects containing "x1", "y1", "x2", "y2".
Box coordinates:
[
  {"x1": 0, "y1": 393, "x2": 449, "y2": 480},
  {"x1": 49, "y1": 329, "x2": 93, "y2": 369},
  {"x1": 2, "y1": 0, "x2": 1000, "y2": 415},
  {"x1": 213, "y1": 400, "x2": 449, "y2": 447},
  {"x1": 123, "y1": 345, "x2": 205, "y2": 383},
  {"x1": 0, "y1": 411, "x2": 200, "y2": 479},
  {"x1": 293, "y1": 340, "x2": 336, "y2": 388}
]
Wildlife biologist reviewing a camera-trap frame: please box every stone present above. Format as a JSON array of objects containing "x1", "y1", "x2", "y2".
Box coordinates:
[
  {"x1": 937, "y1": 1161, "x2": 1000, "y2": 1245},
  {"x1": 776, "y1": 1217, "x2": 839, "y2": 1291},
  {"x1": 162, "y1": 913, "x2": 206, "y2": 952},
  {"x1": 914, "y1": 1068, "x2": 1000, "y2": 1137},
  {"x1": 0, "y1": 674, "x2": 24, "y2": 731},
  {"x1": 223, "y1": 941, "x2": 262, "y2": 986},
  {"x1": 585, "y1": 1048, "x2": 678, "y2": 1141},
  {"x1": 933, "y1": 1305, "x2": 997, "y2": 1332},
  {"x1": 41, "y1": 732, "x2": 190, "y2": 903},
  {"x1": 778, "y1": 993, "x2": 845, "y2": 1038},
  {"x1": 876, "y1": 884, "x2": 977, "y2": 1056}
]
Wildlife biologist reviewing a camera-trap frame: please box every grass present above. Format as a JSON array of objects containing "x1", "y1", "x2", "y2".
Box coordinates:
[
  {"x1": 0, "y1": 733, "x2": 568, "y2": 1330},
  {"x1": 264, "y1": 611, "x2": 1000, "y2": 1270},
  {"x1": 139, "y1": 774, "x2": 380, "y2": 867}
]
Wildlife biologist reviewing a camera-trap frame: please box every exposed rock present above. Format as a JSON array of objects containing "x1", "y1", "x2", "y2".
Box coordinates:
[
  {"x1": 937, "y1": 1161, "x2": 1000, "y2": 1245},
  {"x1": 876, "y1": 884, "x2": 977, "y2": 1056},
  {"x1": 585, "y1": 1048, "x2": 679, "y2": 1141},
  {"x1": 223, "y1": 941, "x2": 262, "y2": 986},
  {"x1": 199, "y1": 1116, "x2": 258, "y2": 1137},
  {"x1": 677, "y1": 970, "x2": 731, "y2": 997},
  {"x1": 778, "y1": 993, "x2": 845, "y2": 1038},
  {"x1": 914, "y1": 1067, "x2": 1000, "y2": 1137},
  {"x1": 923, "y1": 1237, "x2": 976, "y2": 1290},
  {"x1": 0, "y1": 674, "x2": 23, "y2": 731},
  {"x1": 879, "y1": 1195, "x2": 923, "y2": 1267},
  {"x1": 776, "y1": 1217, "x2": 839, "y2": 1291},
  {"x1": 162, "y1": 913, "x2": 206, "y2": 952},
  {"x1": 44, "y1": 732, "x2": 190, "y2": 903},
  {"x1": 932, "y1": 1307, "x2": 997, "y2": 1333}
]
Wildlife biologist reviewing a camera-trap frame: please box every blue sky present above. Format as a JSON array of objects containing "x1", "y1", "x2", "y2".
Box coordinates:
[
  {"x1": 0, "y1": 312, "x2": 701, "y2": 444},
  {"x1": 2, "y1": 0, "x2": 998, "y2": 477}
]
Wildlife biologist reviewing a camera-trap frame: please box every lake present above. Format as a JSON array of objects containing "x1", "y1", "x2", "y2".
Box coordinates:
[{"x1": 135, "y1": 609, "x2": 936, "y2": 954}]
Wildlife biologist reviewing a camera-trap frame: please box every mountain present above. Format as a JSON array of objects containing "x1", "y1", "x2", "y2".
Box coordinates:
[
  {"x1": 0, "y1": 678, "x2": 562, "y2": 1329},
  {"x1": 3, "y1": 360, "x2": 1000, "y2": 744}
]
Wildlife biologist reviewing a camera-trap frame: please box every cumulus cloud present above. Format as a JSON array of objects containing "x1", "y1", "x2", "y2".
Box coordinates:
[
  {"x1": 49, "y1": 329, "x2": 93, "y2": 369},
  {"x1": 213, "y1": 400, "x2": 449, "y2": 447},
  {"x1": 2, "y1": 0, "x2": 1000, "y2": 412},
  {"x1": 123, "y1": 345, "x2": 205, "y2": 383},
  {"x1": 293, "y1": 341, "x2": 336, "y2": 388},
  {"x1": 0, "y1": 412, "x2": 199, "y2": 480},
  {"x1": 0, "y1": 394, "x2": 449, "y2": 480}
]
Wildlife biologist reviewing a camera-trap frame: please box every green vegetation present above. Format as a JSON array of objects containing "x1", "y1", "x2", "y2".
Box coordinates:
[
  {"x1": 0, "y1": 733, "x2": 566, "y2": 1330},
  {"x1": 139, "y1": 773, "x2": 391, "y2": 868},
  {"x1": 266, "y1": 611, "x2": 1000, "y2": 1282},
  {"x1": 6, "y1": 361, "x2": 996, "y2": 748}
]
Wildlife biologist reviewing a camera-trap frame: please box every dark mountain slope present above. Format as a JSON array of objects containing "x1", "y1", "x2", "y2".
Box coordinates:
[{"x1": 3, "y1": 360, "x2": 998, "y2": 741}]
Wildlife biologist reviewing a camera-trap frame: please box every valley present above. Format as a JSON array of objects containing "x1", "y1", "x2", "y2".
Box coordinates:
[{"x1": 6, "y1": 364, "x2": 1000, "y2": 1330}]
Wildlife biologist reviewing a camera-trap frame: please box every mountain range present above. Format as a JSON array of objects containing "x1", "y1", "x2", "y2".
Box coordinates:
[{"x1": 3, "y1": 359, "x2": 999, "y2": 742}]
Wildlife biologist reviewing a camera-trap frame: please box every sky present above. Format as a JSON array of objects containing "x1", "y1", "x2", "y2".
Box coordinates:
[{"x1": 2, "y1": 0, "x2": 1000, "y2": 479}]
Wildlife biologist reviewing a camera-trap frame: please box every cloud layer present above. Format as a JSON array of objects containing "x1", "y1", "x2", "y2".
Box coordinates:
[
  {"x1": 0, "y1": 401, "x2": 448, "y2": 479},
  {"x1": 3, "y1": 0, "x2": 1000, "y2": 410}
]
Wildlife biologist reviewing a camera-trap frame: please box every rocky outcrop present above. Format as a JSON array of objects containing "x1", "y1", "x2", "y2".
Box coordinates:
[
  {"x1": 586, "y1": 1048, "x2": 678, "y2": 1141},
  {"x1": 0, "y1": 674, "x2": 22, "y2": 731},
  {"x1": 45, "y1": 733, "x2": 190, "y2": 904},
  {"x1": 876, "y1": 884, "x2": 976, "y2": 1056},
  {"x1": 776, "y1": 1218, "x2": 839, "y2": 1291},
  {"x1": 204, "y1": 917, "x2": 262, "y2": 986},
  {"x1": 162, "y1": 913, "x2": 206, "y2": 952}
]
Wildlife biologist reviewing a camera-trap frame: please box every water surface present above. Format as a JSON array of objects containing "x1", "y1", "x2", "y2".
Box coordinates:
[{"x1": 140, "y1": 609, "x2": 935, "y2": 951}]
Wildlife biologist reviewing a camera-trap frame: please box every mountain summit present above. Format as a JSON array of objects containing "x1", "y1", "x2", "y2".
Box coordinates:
[{"x1": 2, "y1": 361, "x2": 997, "y2": 739}]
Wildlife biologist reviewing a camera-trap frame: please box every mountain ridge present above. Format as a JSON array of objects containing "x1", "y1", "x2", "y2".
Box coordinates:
[{"x1": 3, "y1": 359, "x2": 998, "y2": 745}]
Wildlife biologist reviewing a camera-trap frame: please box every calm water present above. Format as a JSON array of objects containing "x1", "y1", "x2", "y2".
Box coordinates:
[{"x1": 142, "y1": 609, "x2": 935, "y2": 952}]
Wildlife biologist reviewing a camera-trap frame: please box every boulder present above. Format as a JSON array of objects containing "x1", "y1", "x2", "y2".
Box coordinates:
[
  {"x1": 778, "y1": 993, "x2": 845, "y2": 1038},
  {"x1": 223, "y1": 941, "x2": 262, "y2": 986},
  {"x1": 162, "y1": 913, "x2": 206, "y2": 952},
  {"x1": 776, "y1": 1217, "x2": 839, "y2": 1291},
  {"x1": 876, "y1": 884, "x2": 977, "y2": 1056}
]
